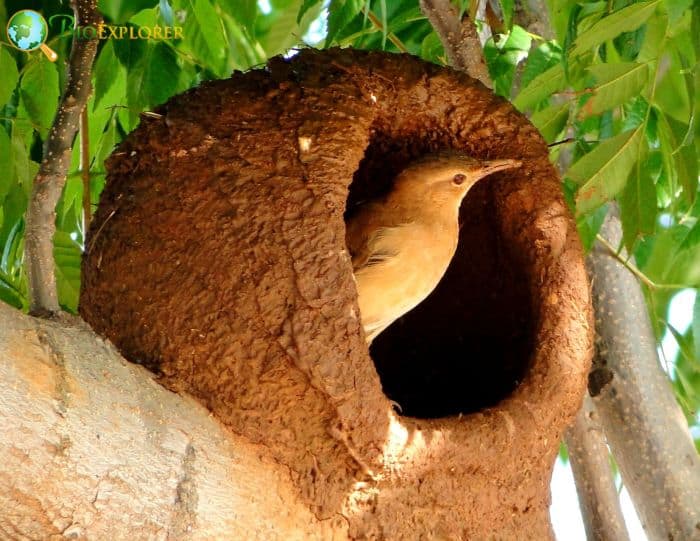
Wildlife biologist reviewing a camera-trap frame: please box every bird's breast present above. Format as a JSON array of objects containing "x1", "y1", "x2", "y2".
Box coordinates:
[{"x1": 354, "y1": 223, "x2": 458, "y2": 334}]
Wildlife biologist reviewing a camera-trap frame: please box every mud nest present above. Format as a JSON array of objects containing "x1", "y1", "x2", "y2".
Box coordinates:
[{"x1": 81, "y1": 48, "x2": 592, "y2": 539}]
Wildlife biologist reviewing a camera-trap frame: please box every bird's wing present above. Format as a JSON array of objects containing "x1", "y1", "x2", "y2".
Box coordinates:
[{"x1": 349, "y1": 225, "x2": 402, "y2": 272}]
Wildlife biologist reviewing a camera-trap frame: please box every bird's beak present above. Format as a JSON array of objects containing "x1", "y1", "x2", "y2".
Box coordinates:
[{"x1": 479, "y1": 158, "x2": 522, "y2": 176}]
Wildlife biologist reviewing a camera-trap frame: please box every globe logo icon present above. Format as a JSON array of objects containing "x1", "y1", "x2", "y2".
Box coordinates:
[{"x1": 6, "y1": 9, "x2": 57, "y2": 62}]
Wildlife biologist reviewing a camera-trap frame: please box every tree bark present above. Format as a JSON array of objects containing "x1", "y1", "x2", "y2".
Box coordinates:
[
  {"x1": 0, "y1": 302, "x2": 344, "y2": 540},
  {"x1": 419, "y1": 0, "x2": 492, "y2": 87},
  {"x1": 565, "y1": 394, "x2": 631, "y2": 541},
  {"x1": 588, "y1": 210, "x2": 700, "y2": 541},
  {"x1": 24, "y1": 0, "x2": 101, "y2": 316}
]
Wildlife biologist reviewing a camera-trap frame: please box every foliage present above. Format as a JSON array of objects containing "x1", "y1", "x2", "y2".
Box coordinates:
[{"x1": 0, "y1": 0, "x2": 697, "y2": 435}]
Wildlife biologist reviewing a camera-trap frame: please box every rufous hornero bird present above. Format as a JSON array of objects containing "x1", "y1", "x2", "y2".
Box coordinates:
[{"x1": 346, "y1": 151, "x2": 521, "y2": 343}]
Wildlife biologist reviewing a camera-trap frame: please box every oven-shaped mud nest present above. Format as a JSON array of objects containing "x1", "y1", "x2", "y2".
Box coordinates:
[{"x1": 81, "y1": 48, "x2": 592, "y2": 539}]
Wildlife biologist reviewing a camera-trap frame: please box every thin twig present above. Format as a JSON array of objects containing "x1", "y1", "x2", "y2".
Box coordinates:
[
  {"x1": 24, "y1": 0, "x2": 102, "y2": 317},
  {"x1": 80, "y1": 106, "x2": 91, "y2": 227},
  {"x1": 419, "y1": 0, "x2": 492, "y2": 87},
  {"x1": 361, "y1": 7, "x2": 409, "y2": 53},
  {"x1": 87, "y1": 208, "x2": 116, "y2": 255},
  {"x1": 548, "y1": 138, "x2": 600, "y2": 147},
  {"x1": 548, "y1": 137, "x2": 575, "y2": 147},
  {"x1": 595, "y1": 234, "x2": 686, "y2": 290}
]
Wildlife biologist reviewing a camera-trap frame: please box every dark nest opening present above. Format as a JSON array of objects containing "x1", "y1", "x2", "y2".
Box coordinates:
[{"x1": 346, "y1": 140, "x2": 535, "y2": 419}]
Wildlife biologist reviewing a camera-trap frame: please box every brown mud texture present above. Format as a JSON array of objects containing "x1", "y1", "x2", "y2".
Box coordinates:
[{"x1": 81, "y1": 48, "x2": 593, "y2": 540}]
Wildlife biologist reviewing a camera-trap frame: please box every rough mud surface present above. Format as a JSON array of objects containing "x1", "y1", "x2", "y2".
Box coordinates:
[{"x1": 81, "y1": 48, "x2": 593, "y2": 539}]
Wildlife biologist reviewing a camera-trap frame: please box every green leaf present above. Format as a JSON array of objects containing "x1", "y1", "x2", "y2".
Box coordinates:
[
  {"x1": 658, "y1": 114, "x2": 698, "y2": 203},
  {"x1": 94, "y1": 114, "x2": 122, "y2": 168},
  {"x1": 570, "y1": 126, "x2": 645, "y2": 214},
  {"x1": 530, "y1": 101, "x2": 569, "y2": 143},
  {"x1": 0, "y1": 128, "x2": 10, "y2": 202},
  {"x1": 585, "y1": 62, "x2": 650, "y2": 115},
  {"x1": 520, "y1": 41, "x2": 562, "y2": 91},
  {"x1": 670, "y1": 243, "x2": 700, "y2": 287},
  {"x1": 98, "y1": 0, "x2": 159, "y2": 23},
  {"x1": 500, "y1": 0, "x2": 514, "y2": 29},
  {"x1": 667, "y1": 324, "x2": 696, "y2": 366},
  {"x1": 0, "y1": 185, "x2": 27, "y2": 276},
  {"x1": 570, "y1": 0, "x2": 661, "y2": 58},
  {"x1": 53, "y1": 230, "x2": 81, "y2": 313},
  {"x1": 10, "y1": 126, "x2": 34, "y2": 196},
  {"x1": 134, "y1": 42, "x2": 180, "y2": 106},
  {"x1": 0, "y1": 272, "x2": 25, "y2": 309},
  {"x1": 643, "y1": 224, "x2": 700, "y2": 286},
  {"x1": 654, "y1": 48, "x2": 691, "y2": 123},
  {"x1": 619, "y1": 150, "x2": 657, "y2": 250},
  {"x1": 674, "y1": 357, "x2": 700, "y2": 416},
  {"x1": 637, "y1": 10, "x2": 668, "y2": 63},
  {"x1": 115, "y1": 40, "x2": 179, "y2": 126},
  {"x1": 19, "y1": 57, "x2": 59, "y2": 137},
  {"x1": 485, "y1": 25, "x2": 532, "y2": 98},
  {"x1": 421, "y1": 32, "x2": 445, "y2": 64},
  {"x1": 576, "y1": 203, "x2": 609, "y2": 252},
  {"x1": 218, "y1": 0, "x2": 257, "y2": 27},
  {"x1": 693, "y1": 294, "x2": 700, "y2": 363},
  {"x1": 379, "y1": 0, "x2": 387, "y2": 49},
  {"x1": 667, "y1": 0, "x2": 693, "y2": 25},
  {"x1": 327, "y1": 0, "x2": 364, "y2": 46},
  {"x1": 640, "y1": 225, "x2": 685, "y2": 282},
  {"x1": 93, "y1": 41, "x2": 119, "y2": 107},
  {"x1": 0, "y1": 47, "x2": 19, "y2": 107},
  {"x1": 298, "y1": 0, "x2": 320, "y2": 23},
  {"x1": 547, "y1": 0, "x2": 578, "y2": 42},
  {"x1": 258, "y1": 0, "x2": 320, "y2": 56},
  {"x1": 219, "y1": 11, "x2": 264, "y2": 69},
  {"x1": 513, "y1": 63, "x2": 566, "y2": 112},
  {"x1": 177, "y1": 0, "x2": 228, "y2": 76}
]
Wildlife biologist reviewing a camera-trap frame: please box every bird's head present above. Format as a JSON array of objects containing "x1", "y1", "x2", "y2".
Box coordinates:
[{"x1": 391, "y1": 151, "x2": 521, "y2": 211}]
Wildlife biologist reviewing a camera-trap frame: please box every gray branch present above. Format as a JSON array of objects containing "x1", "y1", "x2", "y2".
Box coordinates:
[
  {"x1": 0, "y1": 303, "x2": 338, "y2": 539},
  {"x1": 588, "y1": 209, "x2": 700, "y2": 540},
  {"x1": 419, "y1": 0, "x2": 492, "y2": 87},
  {"x1": 565, "y1": 394, "x2": 631, "y2": 540},
  {"x1": 24, "y1": 0, "x2": 101, "y2": 316}
]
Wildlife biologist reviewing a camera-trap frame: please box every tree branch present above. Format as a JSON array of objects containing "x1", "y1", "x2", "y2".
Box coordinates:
[
  {"x1": 0, "y1": 302, "x2": 341, "y2": 539},
  {"x1": 24, "y1": 0, "x2": 101, "y2": 316},
  {"x1": 588, "y1": 209, "x2": 700, "y2": 540},
  {"x1": 419, "y1": 0, "x2": 492, "y2": 87},
  {"x1": 565, "y1": 394, "x2": 631, "y2": 541},
  {"x1": 80, "y1": 107, "x2": 91, "y2": 227}
]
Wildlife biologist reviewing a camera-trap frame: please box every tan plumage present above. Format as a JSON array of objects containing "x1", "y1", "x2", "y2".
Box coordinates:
[{"x1": 346, "y1": 152, "x2": 521, "y2": 343}]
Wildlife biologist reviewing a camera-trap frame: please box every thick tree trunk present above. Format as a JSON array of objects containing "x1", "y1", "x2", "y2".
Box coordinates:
[
  {"x1": 588, "y1": 211, "x2": 700, "y2": 541},
  {"x1": 0, "y1": 302, "x2": 344, "y2": 540}
]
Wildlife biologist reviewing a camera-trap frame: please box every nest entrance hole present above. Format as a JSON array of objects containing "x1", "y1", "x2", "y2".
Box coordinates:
[{"x1": 346, "y1": 141, "x2": 534, "y2": 419}]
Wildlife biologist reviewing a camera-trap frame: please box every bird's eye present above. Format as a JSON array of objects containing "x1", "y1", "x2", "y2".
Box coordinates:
[{"x1": 452, "y1": 173, "x2": 467, "y2": 185}]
